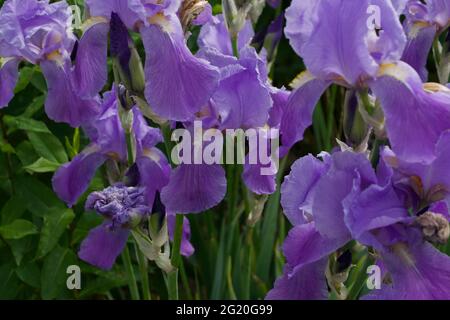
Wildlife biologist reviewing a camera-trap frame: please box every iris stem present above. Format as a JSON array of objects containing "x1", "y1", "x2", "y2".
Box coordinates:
[
  {"x1": 167, "y1": 214, "x2": 184, "y2": 300},
  {"x1": 231, "y1": 35, "x2": 239, "y2": 58},
  {"x1": 347, "y1": 251, "x2": 373, "y2": 300},
  {"x1": 136, "y1": 245, "x2": 151, "y2": 300},
  {"x1": 122, "y1": 244, "x2": 140, "y2": 300}
]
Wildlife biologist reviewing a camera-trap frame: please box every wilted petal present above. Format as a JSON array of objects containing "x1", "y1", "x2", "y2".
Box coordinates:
[
  {"x1": 40, "y1": 60, "x2": 101, "y2": 127},
  {"x1": 79, "y1": 222, "x2": 130, "y2": 270},
  {"x1": 266, "y1": 259, "x2": 328, "y2": 300},
  {"x1": 370, "y1": 62, "x2": 450, "y2": 163},
  {"x1": 281, "y1": 155, "x2": 328, "y2": 225},
  {"x1": 73, "y1": 22, "x2": 109, "y2": 97},
  {"x1": 52, "y1": 150, "x2": 107, "y2": 206},
  {"x1": 0, "y1": 58, "x2": 19, "y2": 108},
  {"x1": 280, "y1": 72, "x2": 330, "y2": 150},
  {"x1": 142, "y1": 17, "x2": 220, "y2": 121},
  {"x1": 161, "y1": 164, "x2": 227, "y2": 213}
]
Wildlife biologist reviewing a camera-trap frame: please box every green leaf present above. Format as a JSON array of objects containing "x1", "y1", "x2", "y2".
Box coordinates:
[
  {"x1": 22, "y1": 95, "x2": 45, "y2": 118},
  {"x1": 41, "y1": 246, "x2": 78, "y2": 300},
  {"x1": 24, "y1": 157, "x2": 61, "y2": 173},
  {"x1": 15, "y1": 141, "x2": 39, "y2": 167},
  {"x1": 7, "y1": 236, "x2": 33, "y2": 266},
  {"x1": 30, "y1": 69, "x2": 47, "y2": 93},
  {"x1": 0, "y1": 263, "x2": 20, "y2": 299},
  {"x1": 0, "y1": 219, "x2": 38, "y2": 240},
  {"x1": 15, "y1": 175, "x2": 65, "y2": 217},
  {"x1": 0, "y1": 195, "x2": 27, "y2": 225},
  {"x1": 14, "y1": 66, "x2": 35, "y2": 94},
  {"x1": 16, "y1": 261, "x2": 41, "y2": 289},
  {"x1": 4, "y1": 115, "x2": 51, "y2": 134},
  {"x1": 27, "y1": 131, "x2": 68, "y2": 164},
  {"x1": 37, "y1": 208, "x2": 75, "y2": 259}
]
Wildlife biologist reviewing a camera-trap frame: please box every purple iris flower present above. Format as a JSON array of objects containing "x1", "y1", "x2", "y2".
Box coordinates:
[
  {"x1": 86, "y1": 0, "x2": 220, "y2": 122},
  {"x1": 401, "y1": 0, "x2": 450, "y2": 80},
  {"x1": 267, "y1": 151, "x2": 381, "y2": 299},
  {"x1": 269, "y1": 142, "x2": 450, "y2": 299},
  {"x1": 52, "y1": 86, "x2": 170, "y2": 208},
  {"x1": 343, "y1": 136, "x2": 450, "y2": 299},
  {"x1": 0, "y1": 0, "x2": 108, "y2": 126},
  {"x1": 282, "y1": 0, "x2": 450, "y2": 163},
  {"x1": 79, "y1": 184, "x2": 151, "y2": 269}
]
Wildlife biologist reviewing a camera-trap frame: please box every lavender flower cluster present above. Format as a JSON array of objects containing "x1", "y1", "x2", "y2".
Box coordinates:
[{"x1": 0, "y1": 0, "x2": 449, "y2": 300}]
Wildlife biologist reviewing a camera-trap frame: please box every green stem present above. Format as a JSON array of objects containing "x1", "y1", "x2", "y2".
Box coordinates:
[
  {"x1": 231, "y1": 35, "x2": 239, "y2": 58},
  {"x1": 122, "y1": 245, "x2": 140, "y2": 300},
  {"x1": 347, "y1": 252, "x2": 373, "y2": 300},
  {"x1": 167, "y1": 214, "x2": 184, "y2": 300},
  {"x1": 136, "y1": 245, "x2": 151, "y2": 300},
  {"x1": 125, "y1": 131, "x2": 134, "y2": 167}
]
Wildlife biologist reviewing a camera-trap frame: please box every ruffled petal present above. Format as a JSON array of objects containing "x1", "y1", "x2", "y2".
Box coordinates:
[
  {"x1": 52, "y1": 150, "x2": 107, "y2": 206},
  {"x1": 78, "y1": 223, "x2": 129, "y2": 270},
  {"x1": 0, "y1": 58, "x2": 19, "y2": 108},
  {"x1": 142, "y1": 16, "x2": 220, "y2": 121},
  {"x1": 343, "y1": 180, "x2": 409, "y2": 240},
  {"x1": 370, "y1": 61, "x2": 450, "y2": 163},
  {"x1": 281, "y1": 155, "x2": 328, "y2": 225},
  {"x1": 285, "y1": 0, "x2": 405, "y2": 85},
  {"x1": 313, "y1": 152, "x2": 376, "y2": 240},
  {"x1": 161, "y1": 164, "x2": 227, "y2": 214}
]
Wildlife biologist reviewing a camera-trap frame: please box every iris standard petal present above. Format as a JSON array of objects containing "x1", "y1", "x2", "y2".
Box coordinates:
[
  {"x1": 401, "y1": 23, "x2": 436, "y2": 81},
  {"x1": 73, "y1": 22, "x2": 109, "y2": 97},
  {"x1": 285, "y1": 0, "x2": 405, "y2": 85},
  {"x1": 197, "y1": 14, "x2": 254, "y2": 56}
]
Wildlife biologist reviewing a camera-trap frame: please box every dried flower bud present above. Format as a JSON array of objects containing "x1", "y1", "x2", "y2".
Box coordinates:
[{"x1": 415, "y1": 211, "x2": 450, "y2": 244}]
